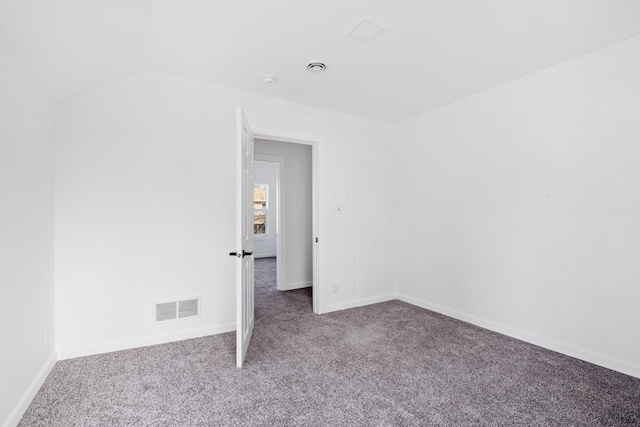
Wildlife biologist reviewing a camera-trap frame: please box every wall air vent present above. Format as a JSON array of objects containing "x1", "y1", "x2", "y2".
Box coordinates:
[
  {"x1": 178, "y1": 299, "x2": 199, "y2": 318},
  {"x1": 155, "y1": 297, "x2": 200, "y2": 322},
  {"x1": 155, "y1": 302, "x2": 177, "y2": 322}
]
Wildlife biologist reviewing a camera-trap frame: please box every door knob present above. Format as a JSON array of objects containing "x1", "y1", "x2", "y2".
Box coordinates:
[{"x1": 230, "y1": 251, "x2": 252, "y2": 258}]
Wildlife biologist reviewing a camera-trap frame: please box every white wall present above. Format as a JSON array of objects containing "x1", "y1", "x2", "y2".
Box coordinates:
[
  {"x1": 356, "y1": 122, "x2": 397, "y2": 305},
  {"x1": 253, "y1": 160, "x2": 278, "y2": 258},
  {"x1": 255, "y1": 140, "x2": 312, "y2": 288},
  {"x1": 54, "y1": 71, "x2": 397, "y2": 358},
  {"x1": 395, "y1": 35, "x2": 640, "y2": 378},
  {"x1": 0, "y1": 44, "x2": 55, "y2": 426}
]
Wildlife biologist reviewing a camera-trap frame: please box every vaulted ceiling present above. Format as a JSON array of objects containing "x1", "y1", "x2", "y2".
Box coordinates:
[{"x1": 2, "y1": 0, "x2": 640, "y2": 122}]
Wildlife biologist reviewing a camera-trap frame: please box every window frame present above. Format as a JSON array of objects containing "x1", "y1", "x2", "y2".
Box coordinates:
[{"x1": 253, "y1": 182, "x2": 269, "y2": 240}]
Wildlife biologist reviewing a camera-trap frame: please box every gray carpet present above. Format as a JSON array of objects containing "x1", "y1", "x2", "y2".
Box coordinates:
[{"x1": 19, "y1": 257, "x2": 640, "y2": 426}]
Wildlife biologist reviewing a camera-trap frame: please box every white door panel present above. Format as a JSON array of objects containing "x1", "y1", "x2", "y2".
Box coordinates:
[{"x1": 235, "y1": 106, "x2": 254, "y2": 368}]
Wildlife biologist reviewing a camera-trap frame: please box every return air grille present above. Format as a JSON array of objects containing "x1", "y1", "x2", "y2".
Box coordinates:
[
  {"x1": 155, "y1": 302, "x2": 177, "y2": 322},
  {"x1": 178, "y1": 299, "x2": 199, "y2": 318},
  {"x1": 155, "y1": 297, "x2": 200, "y2": 322}
]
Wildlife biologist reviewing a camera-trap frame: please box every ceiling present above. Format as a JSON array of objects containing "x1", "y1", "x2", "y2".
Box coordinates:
[{"x1": 2, "y1": 0, "x2": 640, "y2": 122}]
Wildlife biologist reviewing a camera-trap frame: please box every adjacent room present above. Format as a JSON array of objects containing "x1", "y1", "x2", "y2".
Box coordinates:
[{"x1": 1, "y1": 1, "x2": 639, "y2": 426}]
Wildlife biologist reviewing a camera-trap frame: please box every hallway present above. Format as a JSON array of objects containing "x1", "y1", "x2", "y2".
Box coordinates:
[{"x1": 254, "y1": 257, "x2": 313, "y2": 323}]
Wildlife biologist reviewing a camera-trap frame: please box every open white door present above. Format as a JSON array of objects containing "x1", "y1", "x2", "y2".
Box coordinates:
[{"x1": 232, "y1": 106, "x2": 255, "y2": 367}]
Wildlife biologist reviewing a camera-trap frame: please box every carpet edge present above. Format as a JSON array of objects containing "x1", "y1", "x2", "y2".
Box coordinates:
[
  {"x1": 57, "y1": 323, "x2": 236, "y2": 361},
  {"x1": 396, "y1": 293, "x2": 640, "y2": 379}
]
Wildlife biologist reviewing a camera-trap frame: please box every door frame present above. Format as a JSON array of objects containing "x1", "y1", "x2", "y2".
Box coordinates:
[
  {"x1": 253, "y1": 132, "x2": 321, "y2": 314},
  {"x1": 253, "y1": 154, "x2": 286, "y2": 291}
]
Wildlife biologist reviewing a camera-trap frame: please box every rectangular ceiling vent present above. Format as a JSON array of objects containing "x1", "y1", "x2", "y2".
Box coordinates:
[
  {"x1": 155, "y1": 297, "x2": 200, "y2": 322},
  {"x1": 348, "y1": 19, "x2": 386, "y2": 42}
]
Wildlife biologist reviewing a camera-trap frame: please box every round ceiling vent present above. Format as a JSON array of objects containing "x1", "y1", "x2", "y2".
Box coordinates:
[
  {"x1": 307, "y1": 61, "x2": 327, "y2": 73},
  {"x1": 261, "y1": 74, "x2": 277, "y2": 86}
]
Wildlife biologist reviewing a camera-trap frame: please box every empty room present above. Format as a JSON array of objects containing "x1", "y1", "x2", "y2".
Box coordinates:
[{"x1": 1, "y1": 1, "x2": 640, "y2": 426}]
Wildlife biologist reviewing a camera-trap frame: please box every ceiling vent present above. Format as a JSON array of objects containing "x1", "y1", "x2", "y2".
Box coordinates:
[
  {"x1": 348, "y1": 19, "x2": 385, "y2": 42},
  {"x1": 261, "y1": 74, "x2": 277, "y2": 86},
  {"x1": 307, "y1": 61, "x2": 327, "y2": 73}
]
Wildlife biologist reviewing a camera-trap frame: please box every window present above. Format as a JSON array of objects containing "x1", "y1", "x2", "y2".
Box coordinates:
[{"x1": 253, "y1": 183, "x2": 268, "y2": 236}]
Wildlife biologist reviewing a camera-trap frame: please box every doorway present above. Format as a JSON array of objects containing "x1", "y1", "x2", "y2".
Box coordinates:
[{"x1": 253, "y1": 137, "x2": 315, "y2": 316}]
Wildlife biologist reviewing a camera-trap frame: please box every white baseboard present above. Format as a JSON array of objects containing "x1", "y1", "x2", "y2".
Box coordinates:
[
  {"x1": 254, "y1": 253, "x2": 276, "y2": 259},
  {"x1": 3, "y1": 352, "x2": 57, "y2": 427},
  {"x1": 358, "y1": 293, "x2": 396, "y2": 306},
  {"x1": 57, "y1": 323, "x2": 236, "y2": 360},
  {"x1": 323, "y1": 300, "x2": 359, "y2": 314},
  {"x1": 322, "y1": 293, "x2": 397, "y2": 314},
  {"x1": 282, "y1": 281, "x2": 312, "y2": 291},
  {"x1": 396, "y1": 293, "x2": 640, "y2": 379}
]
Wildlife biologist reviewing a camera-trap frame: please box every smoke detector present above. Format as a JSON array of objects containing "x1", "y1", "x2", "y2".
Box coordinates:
[
  {"x1": 307, "y1": 61, "x2": 327, "y2": 73},
  {"x1": 261, "y1": 74, "x2": 277, "y2": 85}
]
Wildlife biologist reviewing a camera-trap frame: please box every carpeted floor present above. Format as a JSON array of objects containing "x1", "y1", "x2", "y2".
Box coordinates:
[{"x1": 19, "y1": 257, "x2": 640, "y2": 426}]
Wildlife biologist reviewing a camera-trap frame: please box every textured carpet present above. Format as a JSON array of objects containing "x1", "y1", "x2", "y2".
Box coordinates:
[{"x1": 19, "y1": 257, "x2": 640, "y2": 426}]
